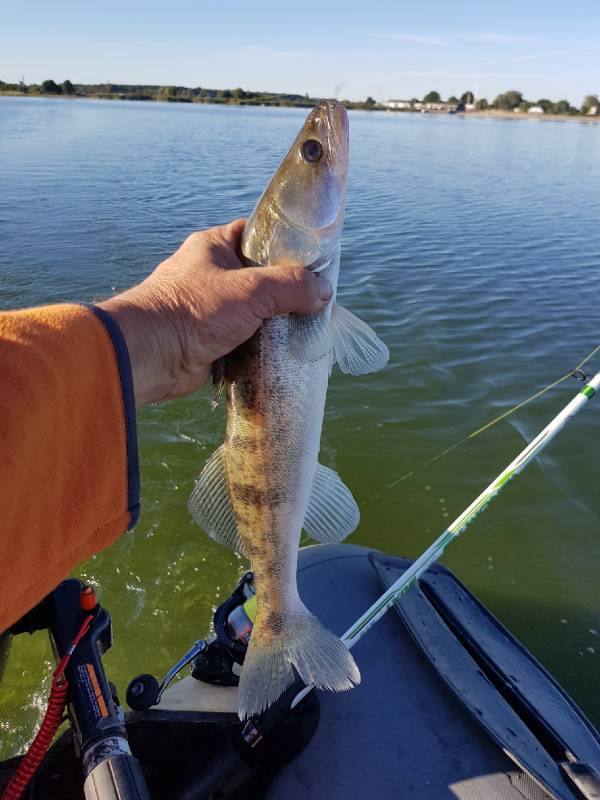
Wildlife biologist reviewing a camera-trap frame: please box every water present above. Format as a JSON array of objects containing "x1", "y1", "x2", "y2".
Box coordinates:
[{"x1": 1, "y1": 96, "x2": 599, "y2": 757}]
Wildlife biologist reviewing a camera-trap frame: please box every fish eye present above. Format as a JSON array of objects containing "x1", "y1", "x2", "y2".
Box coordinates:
[{"x1": 301, "y1": 139, "x2": 323, "y2": 163}]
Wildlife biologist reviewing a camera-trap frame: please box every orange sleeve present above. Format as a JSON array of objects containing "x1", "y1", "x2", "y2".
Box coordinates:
[{"x1": 0, "y1": 303, "x2": 139, "y2": 632}]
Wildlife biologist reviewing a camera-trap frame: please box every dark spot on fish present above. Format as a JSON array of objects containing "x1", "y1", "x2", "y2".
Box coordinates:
[
  {"x1": 265, "y1": 611, "x2": 286, "y2": 634},
  {"x1": 257, "y1": 555, "x2": 279, "y2": 580},
  {"x1": 231, "y1": 483, "x2": 264, "y2": 506},
  {"x1": 231, "y1": 483, "x2": 286, "y2": 508},
  {"x1": 235, "y1": 378, "x2": 259, "y2": 410}
]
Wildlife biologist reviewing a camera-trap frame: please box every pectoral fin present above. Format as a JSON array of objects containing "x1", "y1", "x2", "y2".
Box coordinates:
[
  {"x1": 303, "y1": 463, "x2": 360, "y2": 543},
  {"x1": 288, "y1": 308, "x2": 332, "y2": 362},
  {"x1": 287, "y1": 246, "x2": 340, "y2": 364},
  {"x1": 288, "y1": 303, "x2": 389, "y2": 376},
  {"x1": 187, "y1": 445, "x2": 247, "y2": 557},
  {"x1": 330, "y1": 304, "x2": 389, "y2": 375}
]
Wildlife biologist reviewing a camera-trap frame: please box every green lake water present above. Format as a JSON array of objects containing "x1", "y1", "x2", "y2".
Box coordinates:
[{"x1": 0, "y1": 97, "x2": 599, "y2": 757}]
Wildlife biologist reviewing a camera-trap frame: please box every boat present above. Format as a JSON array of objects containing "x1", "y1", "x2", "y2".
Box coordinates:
[{"x1": 2, "y1": 542, "x2": 599, "y2": 800}]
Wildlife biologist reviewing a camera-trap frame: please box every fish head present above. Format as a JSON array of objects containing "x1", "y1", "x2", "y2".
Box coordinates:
[{"x1": 242, "y1": 100, "x2": 349, "y2": 267}]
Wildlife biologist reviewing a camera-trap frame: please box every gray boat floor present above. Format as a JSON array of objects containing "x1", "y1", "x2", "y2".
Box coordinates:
[{"x1": 266, "y1": 544, "x2": 554, "y2": 800}]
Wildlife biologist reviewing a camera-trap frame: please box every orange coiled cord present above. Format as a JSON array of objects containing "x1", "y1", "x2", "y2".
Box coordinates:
[
  {"x1": 1, "y1": 676, "x2": 70, "y2": 800},
  {"x1": 1, "y1": 613, "x2": 94, "y2": 800}
]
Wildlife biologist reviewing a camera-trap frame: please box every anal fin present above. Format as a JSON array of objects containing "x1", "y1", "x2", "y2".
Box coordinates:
[{"x1": 303, "y1": 463, "x2": 360, "y2": 543}]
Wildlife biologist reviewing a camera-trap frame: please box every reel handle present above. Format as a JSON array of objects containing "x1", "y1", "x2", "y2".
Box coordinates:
[{"x1": 126, "y1": 641, "x2": 207, "y2": 712}]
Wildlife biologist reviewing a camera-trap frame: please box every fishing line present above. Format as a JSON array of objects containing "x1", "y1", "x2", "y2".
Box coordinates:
[
  {"x1": 359, "y1": 343, "x2": 600, "y2": 507},
  {"x1": 293, "y1": 365, "x2": 600, "y2": 711}
]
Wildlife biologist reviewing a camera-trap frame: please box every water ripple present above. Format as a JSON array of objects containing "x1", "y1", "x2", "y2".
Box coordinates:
[{"x1": 1, "y1": 98, "x2": 599, "y2": 756}]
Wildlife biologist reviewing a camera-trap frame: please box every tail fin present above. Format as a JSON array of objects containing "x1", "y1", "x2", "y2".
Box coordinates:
[{"x1": 237, "y1": 604, "x2": 360, "y2": 719}]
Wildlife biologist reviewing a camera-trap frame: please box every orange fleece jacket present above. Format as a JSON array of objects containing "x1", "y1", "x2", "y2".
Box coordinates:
[{"x1": 0, "y1": 303, "x2": 139, "y2": 632}]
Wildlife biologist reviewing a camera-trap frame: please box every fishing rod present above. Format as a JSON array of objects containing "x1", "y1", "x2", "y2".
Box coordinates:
[{"x1": 292, "y1": 369, "x2": 600, "y2": 707}]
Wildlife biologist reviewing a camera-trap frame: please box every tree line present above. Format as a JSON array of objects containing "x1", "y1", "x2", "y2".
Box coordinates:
[
  {"x1": 0, "y1": 78, "x2": 379, "y2": 110},
  {"x1": 1, "y1": 79, "x2": 598, "y2": 116},
  {"x1": 420, "y1": 89, "x2": 598, "y2": 115}
]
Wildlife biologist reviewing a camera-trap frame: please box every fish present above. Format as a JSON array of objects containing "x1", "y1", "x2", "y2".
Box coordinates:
[{"x1": 188, "y1": 100, "x2": 388, "y2": 719}]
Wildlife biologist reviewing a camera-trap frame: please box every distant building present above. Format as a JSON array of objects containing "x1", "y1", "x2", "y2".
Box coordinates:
[
  {"x1": 382, "y1": 99, "x2": 461, "y2": 113},
  {"x1": 424, "y1": 101, "x2": 457, "y2": 112},
  {"x1": 528, "y1": 106, "x2": 545, "y2": 114},
  {"x1": 587, "y1": 105, "x2": 599, "y2": 116},
  {"x1": 382, "y1": 99, "x2": 421, "y2": 110},
  {"x1": 464, "y1": 103, "x2": 476, "y2": 112}
]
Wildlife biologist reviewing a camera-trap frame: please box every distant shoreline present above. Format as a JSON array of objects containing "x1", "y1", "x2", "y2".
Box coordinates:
[
  {"x1": 1, "y1": 91, "x2": 599, "y2": 124},
  {"x1": 442, "y1": 108, "x2": 599, "y2": 124}
]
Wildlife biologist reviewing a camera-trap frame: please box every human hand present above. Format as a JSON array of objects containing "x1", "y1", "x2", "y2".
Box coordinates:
[{"x1": 99, "y1": 219, "x2": 332, "y2": 406}]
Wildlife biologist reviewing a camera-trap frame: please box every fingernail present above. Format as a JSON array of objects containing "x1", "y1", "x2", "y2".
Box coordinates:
[{"x1": 317, "y1": 276, "x2": 332, "y2": 302}]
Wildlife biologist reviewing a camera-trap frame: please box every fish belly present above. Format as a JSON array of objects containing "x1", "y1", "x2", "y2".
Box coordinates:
[
  {"x1": 225, "y1": 316, "x2": 360, "y2": 718},
  {"x1": 224, "y1": 314, "x2": 328, "y2": 614}
]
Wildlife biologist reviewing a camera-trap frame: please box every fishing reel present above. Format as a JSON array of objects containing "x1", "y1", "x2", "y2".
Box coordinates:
[
  {"x1": 125, "y1": 570, "x2": 319, "y2": 759},
  {"x1": 126, "y1": 571, "x2": 256, "y2": 711},
  {"x1": 123, "y1": 571, "x2": 319, "y2": 799}
]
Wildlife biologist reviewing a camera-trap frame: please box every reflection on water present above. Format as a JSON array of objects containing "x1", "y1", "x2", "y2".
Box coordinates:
[{"x1": 0, "y1": 97, "x2": 599, "y2": 758}]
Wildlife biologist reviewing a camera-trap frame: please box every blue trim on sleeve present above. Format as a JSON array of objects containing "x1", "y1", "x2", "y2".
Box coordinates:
[{"x1": 86, "y1": 304, "x2": 141, "y2": 529}]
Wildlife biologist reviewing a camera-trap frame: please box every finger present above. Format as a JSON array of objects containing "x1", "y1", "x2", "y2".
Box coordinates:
[
  {"x1": 179, "y1": 219, "x2": 247, "y2": 263},
  {"x1": 245, "y1": 265, "x2": 333, "y2": 318},
  {"x1": 211, "y1": 218, "x2": 247, "y2": 257},
  {"x1": 223, "y1": 218, "x2": 247, "y2": 240},
  {"x1": 204, "y1": 218, "x2": 249, "y2": 271}
]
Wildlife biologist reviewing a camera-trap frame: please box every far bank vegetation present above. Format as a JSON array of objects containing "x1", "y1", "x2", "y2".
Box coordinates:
[{"x1": 0, "y1": 79, "x2": 598, "y2": 118}]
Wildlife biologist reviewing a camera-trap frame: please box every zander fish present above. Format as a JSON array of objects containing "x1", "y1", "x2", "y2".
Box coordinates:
[{"x1": 188, "y1": 101, "x2": 388, "y2": 718}]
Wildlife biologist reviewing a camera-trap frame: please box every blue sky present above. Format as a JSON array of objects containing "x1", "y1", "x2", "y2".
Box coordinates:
[{"x1": 1, "y1": 0, "x2": 599, "y2": 105}]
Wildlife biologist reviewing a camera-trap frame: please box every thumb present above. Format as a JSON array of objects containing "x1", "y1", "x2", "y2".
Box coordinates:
[{"x1": 245, "y1": 265, "x2": 333, "y2": 318}]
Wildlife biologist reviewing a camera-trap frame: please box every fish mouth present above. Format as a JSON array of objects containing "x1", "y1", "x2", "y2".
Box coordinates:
[{"x1": 311, "y1": 100, "x2": 349, "y2": 170}]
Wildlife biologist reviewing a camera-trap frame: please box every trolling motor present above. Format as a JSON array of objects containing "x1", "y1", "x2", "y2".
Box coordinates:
[
  {"x1": 2, "y1": 573, "x2": 318, "y2": 800},
  {"x1": 6, "y1": 580, "x2": 150, "y2": 800}
]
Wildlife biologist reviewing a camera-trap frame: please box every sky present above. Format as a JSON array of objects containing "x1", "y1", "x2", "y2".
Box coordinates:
[{"x1": 1, "y1": 0, "x2": 599, "y2": 105}]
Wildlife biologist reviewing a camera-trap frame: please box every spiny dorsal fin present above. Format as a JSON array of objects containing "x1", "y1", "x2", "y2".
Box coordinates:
[{"x1": 211, "y1": 358, "x2": 226, "y2": 409}]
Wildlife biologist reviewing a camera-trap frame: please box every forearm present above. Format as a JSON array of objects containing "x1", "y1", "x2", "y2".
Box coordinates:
[{"x1": 0, "y1": 304, "x2": 139, "y2": 632}]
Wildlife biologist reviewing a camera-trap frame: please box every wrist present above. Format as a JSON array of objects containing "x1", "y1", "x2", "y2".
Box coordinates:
[{"x1": 98, "y1": 289, "x2": 178, "y2": 407}]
